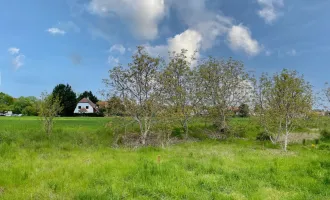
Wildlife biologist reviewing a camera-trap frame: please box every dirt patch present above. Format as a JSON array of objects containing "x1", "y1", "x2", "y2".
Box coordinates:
[{"x1": 0, "y1": 187, "x2": 5, "y2": 195}]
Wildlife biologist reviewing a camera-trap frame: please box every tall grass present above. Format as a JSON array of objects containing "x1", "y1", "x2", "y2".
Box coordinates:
[{"x1": 0, "y1": 117, "x2": 329, "y2": 199}]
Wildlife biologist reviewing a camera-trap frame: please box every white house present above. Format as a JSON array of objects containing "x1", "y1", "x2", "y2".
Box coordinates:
[{"x1": 74, "y1": 98, "x2": 99, "y2": 114}]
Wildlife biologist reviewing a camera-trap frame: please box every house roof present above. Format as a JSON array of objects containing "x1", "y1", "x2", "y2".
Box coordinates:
[{"x1": 78, "y1": 98, "x2": 99, "y2": 111}]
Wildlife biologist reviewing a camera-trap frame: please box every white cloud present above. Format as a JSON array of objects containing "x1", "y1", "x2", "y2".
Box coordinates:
[
  {"x1": 257, "y1": 0, "x2": 284, "y2": 24},
  {"x1": 108, "y1": 56, "x2": 119, "y2": 65},
  {"x1": 287, "y1": 49, "x2": 297, "y2": 56},
  {"x1": 12, "y1": 55, "x2": 25, "y2": 70},
  {"x1": 8, "y1": 47, "x2": 20, "y2": 55},
  {"x1": 168, "y1": 29, "x2": 202, "y2": 60},
  {"x1": 145, "y1": 29, "x2": 202, "y2": 64},
  {"x1": 227, "y1": 25, "x2": 262, "y2": 56},
  {"x1": 47, "y1": 28, "x2": 66, "y2": 35},
  {"x1": 47, "y1": 21, "x2": 80, "y2": 36},
  {"x1": 88, "y1": 0, "x2": 166, "y2": 40},
  {"x1": 8, "y1": 47, "x2": 25, "y2": 69},
  {"x1": 85, "y1": 0, "x2": 262, "y2": 57},
  {"x1": 110, "y1": 44, "x2": 126, "y2": 55}
]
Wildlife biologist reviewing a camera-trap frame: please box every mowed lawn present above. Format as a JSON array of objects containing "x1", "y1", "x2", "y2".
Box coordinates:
[{"x1": 0, "y1": 117, "x2": 330, "y2": 199}]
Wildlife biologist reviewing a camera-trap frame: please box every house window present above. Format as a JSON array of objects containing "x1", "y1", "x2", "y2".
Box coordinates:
[
  {"x1": 86, "y1": 106, "x2": 89, "y2": 109},
  {"x1": 78, "y1": 106, "x2": 81, "y2": 109}
]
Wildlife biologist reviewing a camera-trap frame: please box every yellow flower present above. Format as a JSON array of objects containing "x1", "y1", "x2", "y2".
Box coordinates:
[{"x1": 311, "y1": 144, "x2": 316, "y2": 148}]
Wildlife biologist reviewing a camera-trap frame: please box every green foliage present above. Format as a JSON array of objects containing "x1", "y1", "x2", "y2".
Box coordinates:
[
  {"x1": 256, "y1": 131, "x2": 271, "y2": 141},
  {"x1": 238, "y1": 103, "x2": 249, "y2": 117},
  {"x1": 255, "y1": 69, "x2": 313, "y2": 151},
  {"x1": 52, "y1": 84, "x2": 77, "y2": 116},
  {"x1": 0, "y1": 92, "x2": 14, "y2": 112},
  {"x1": 320, "y1": 129, "x2": 330, "y2": 140},
  {"x1": 106, "y1": 96, "x2": 125, "y2": 116},
  {"x1": 39, "y1": 92, "x2": 63, "y2": 135},
  {"x1": 319, "y1": 143, "x2": 330, "y2": 151},
  {"x1": 77, "y1": 91, "x2": 99, "y2": 104}
]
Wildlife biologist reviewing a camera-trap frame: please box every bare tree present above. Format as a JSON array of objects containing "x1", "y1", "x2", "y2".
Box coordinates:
[
  {"x1": 198, "y1": 57, "x2": 253, "y2": 133},
  {"x1": 105, "y1": 46, "x2": 163, "y2": 145},
  {"x1": 39, "y1": 92, "x2": 63, "y2": 135},
  {"x1": 254, "y1": 69, "x2": 313, "y2": 151}
]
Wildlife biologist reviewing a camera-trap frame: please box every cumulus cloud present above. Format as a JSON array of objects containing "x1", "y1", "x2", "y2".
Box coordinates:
[
  {"x1": 110, "y1": 44, "x2": 126, "y2": 55},
  {"x1": 257, "y1": 0, "x2": 284, "y2": 24},
  {"x1": 168, "y1": 29, "x2": 202, "y2": 59},
  {"x1": 83, "y1": 0, "x2": 262, "y2": 57},
  {"x1": 88, "y1": 0, "x2": 166, "y2": 40},
  {"x1": 227, "y1": 25, "x2": 262, "y2": 56},
  {"x1": 47, "y1": 28, "x2": 66, "y2": 35},
  {"x1": 145, "y1": 29, "x2": 202, "y2": 63},
  {"x1": 8, "y1": 47, "x2": 20, "y2": 55}
]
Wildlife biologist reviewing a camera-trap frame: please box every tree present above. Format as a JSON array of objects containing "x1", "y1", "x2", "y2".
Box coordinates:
[
  {"x1": 198, "y1": 57, "x2": 253, "y2": 133},
  {"x1": 77, "y1": 91, "x2": 99, "y2": 104},
  {"x1": 12, "y1": 97, "x2": 32, "y2": 114},
  {"x1": 106, "y1": 46, "x2": 162, "y2": 145},
  {"x1": 0, "y1": 92, "x2": 14, "y2": 112},
  {"x1": 107, "y1": 96, "x2": 125, "y2": 116},
  {"x1": 39, "y1": 92, "x2": 63, "y2": 135},
  {"x1": 254, "y1": 69, "x2": 313, "y2": 151},
  {"x1": 159, "y1": 49, "x2": 201, "y2": 138},
  {"x1": 238, "y1": 103, "x2": 249, "y2": 117},
  {"x1": 52, "y1": 84, "x2": 77, "y2": 116}
]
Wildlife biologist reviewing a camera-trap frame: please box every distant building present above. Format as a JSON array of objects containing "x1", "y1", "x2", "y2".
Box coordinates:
[
  {"x1": 74, "y1": 98, "x2": 99, "y2": 114},
  {"x1": 5, "y1": 111, "x2": 13, "y2": 116}
]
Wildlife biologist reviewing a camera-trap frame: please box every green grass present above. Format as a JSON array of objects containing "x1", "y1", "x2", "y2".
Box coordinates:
[{"x1": 0, "y1": 117, "x2": 330, "y2": 199}]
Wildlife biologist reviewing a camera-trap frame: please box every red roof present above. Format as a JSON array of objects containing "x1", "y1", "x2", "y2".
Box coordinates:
[{"x1": 78, "y1": 98, "x2": 99, "y2": 112}]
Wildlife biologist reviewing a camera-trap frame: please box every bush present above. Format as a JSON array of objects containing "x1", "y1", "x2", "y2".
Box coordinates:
[
  {"x1": 319, "y1": 143, "x2": 330, "y2": 151},
  {"x1": 256, "y1": 131, "x2": 271, "y2": 141},
  {"x1": 320, "y1": 129, "x2": 330, "y2": 140}
]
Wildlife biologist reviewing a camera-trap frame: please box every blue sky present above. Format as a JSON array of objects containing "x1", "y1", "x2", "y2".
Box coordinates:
[{"x1": 1, "y1": 0, "x2": 330, "y2": 99}]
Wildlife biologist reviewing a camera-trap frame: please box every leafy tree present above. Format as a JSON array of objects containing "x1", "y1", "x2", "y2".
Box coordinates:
[
  {"x1": 77, "y1": 91, "x2": 99, "y2": 104},
  {"x1": 107, "y1": 96, "x2": 125, "y2": 116},
  {"x1": 22, "y1": 105, "x2": 38, "y2": 116},
  {"x1": 254, "y1": 69, "x2": 313, "y2": 151},
  {"x1": 39, "y1": 92, "x2": 63, "y2": 135},
  {"x1": 52, "y1": 84, "x2": 77, "y2": 116},
  {"x1": 12, "y1": 97, "x2": 31, "y2": 114},
  {"x1": 0, "y1": 92, "x2": 14, "y2": 105},
  {"x1": 238, "y1": 103, "x2": 249, "y2": 117},
  {"x1": 198, "y1": 57, "x2": 253, "y2": 133},
  {"x1": 159, "y1": 49, "x2": 202, "y2": 138},
  {"x1": 106, "y1": 46, "x2": 162, "y2": 145},
  {"x1": 0, "y1": 92, "x2": 14, "y2": 112}
]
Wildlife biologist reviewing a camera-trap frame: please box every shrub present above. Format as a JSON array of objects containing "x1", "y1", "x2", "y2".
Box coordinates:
[
  {"x1": 315, "y1": 139, "x2": 320, "y2": 145},
  {"x1": 320, "y1": 129, "x2": 330, "y2": 140},
  {"x1": 256, "y1": 131, "x2": 271, "y2": 141},
  {"x1": 319, "y1": 143, "x2": 330, "y2": 151}
]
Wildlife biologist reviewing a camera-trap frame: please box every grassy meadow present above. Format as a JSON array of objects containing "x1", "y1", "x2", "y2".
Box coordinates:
[{"x1": 0, "y1": 117, "x2": 330, "y2": 199}]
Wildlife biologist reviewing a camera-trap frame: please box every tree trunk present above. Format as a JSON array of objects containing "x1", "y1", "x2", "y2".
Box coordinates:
[
  {"x1": 284, "y1": 116, "x2": 289, "y2": 152},
  {"x1": 183, "y1": 119, "x2": 189, "y2": 139}
]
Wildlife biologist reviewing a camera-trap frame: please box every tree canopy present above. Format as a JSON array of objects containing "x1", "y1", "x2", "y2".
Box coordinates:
[
  {"x1": 77, "y1": 91, "x2": 99, "y2": 104},
  {"x1": 52, "y1": 84, "x2": 77, "y2": 116}
]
